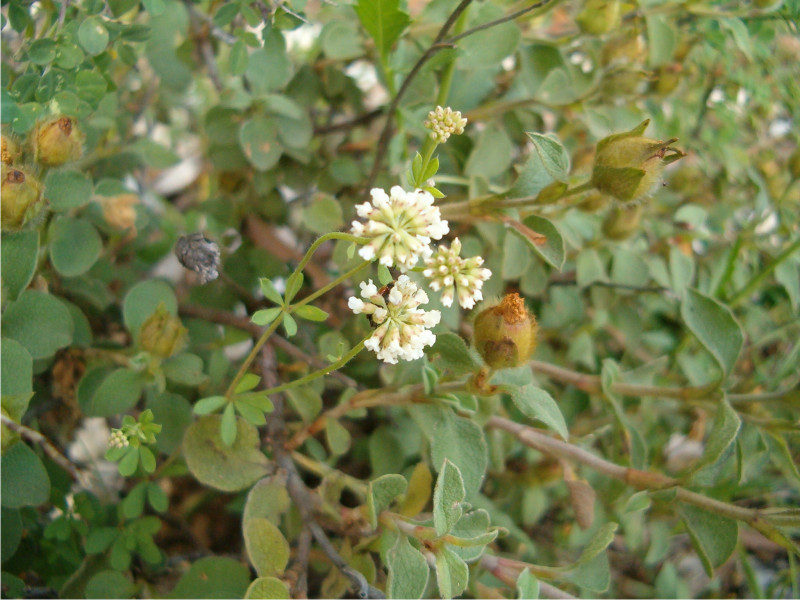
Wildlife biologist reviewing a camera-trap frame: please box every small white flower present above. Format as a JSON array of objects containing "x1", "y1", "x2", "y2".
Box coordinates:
[
  {"x1": 424, "y1": 106, "x2": 468, "y2": 144},
  {"x1": 351, "y1": 186, "x2": 449, "y2": 272},
  {"x1": 108, "y1": 429, "x2": 129, "y2": 450},
  {"x1": 349, "y1": 275, "x2": 441, "y2": 364},
  {"x1": 423, "y1": 238, "x2": 492, "y2": 309}
]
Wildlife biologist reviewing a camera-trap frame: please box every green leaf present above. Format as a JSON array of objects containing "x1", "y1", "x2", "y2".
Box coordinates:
[
  {"x1": 645, "y1": 14, "x2": 677, "y2": 67},
  {"x1": 517, "y1": 569, "x2": 539, "y2": 599},
  {"x1": 465, "y1": 125, "x2": 513, "y2": 179},
  {"x1": 235, "y1": 397, "x2": 267, "y2": 426},
  {"x1": 1, "y1": 442, "x2": 50, "y2": 507},
  {"x1": 78, "y1": 17, "x2": 110, "y2": 56},
  {"x1": 118, "y1": 448, "x2": 140, "y2": 477},
  {"x1": 44, "y1": 170, "x2": 94, "y2": 212},
  {"x1": 433, "y1": 459, "x2": 465, "y2": 537},
  {"x1": 386, "y1": 534, "x2": 429, "y2": 600},
  {"x1": 88, "y1": 368, "x2": 145, "y2": 417},
  {"x1": 509, "y1": 385, "x2": 569, "y2": 440},
  {"x1": 193, "y1": 395, "x2": 228, "y2": 415},
  {"x1": 259, "y1": 278, "x2": 284, "y2": 305},
  {"x1": 49, "y1": 217, "x2": 103, "y2": 277},
  {"x1": 236, "y1": 392, "x2": 274, "y2": 414},
  {"x1": 428, "y1": 333, "x2": 483, "y2": 376},
  {"x1": 428, "y1": 410, "x2": 488, "y2": 499},
  {"x1": 527, "y1": 132, "x2": 570, "y2": 183},
  {"x1": 244, "y1": 35, "x2": 291, "y2": 94},
  {"x1": 221, "y1": 402, "x2": 237, "y2": 446},
  {"x1": 139, "y1": 446, "x2": 156, "y2": 473},
  {"x1": 574, "y1": 522, "x2": 618, "y2": 567},
  {"x1": 147, "y1": 482, "x2": 169, "y2": 512},
  {"x1": 168, "y1": 557, "x2": 250, "y2": 599},
  {"x1": 294, "y1": 305, "x2": 329, "y2": 322},
  {"x1": 685, "y1": 397, "x2": 741, "y2": 485},
  {"x1": 448, "y1": 509, "x2": 496, "y2": 563},
  {"x1": 244, "y1": 577, "x2": 291, "y2": 599},
  {"x1": 677, "y1": 503, "x2": 738, "y2": 576},
  {"x1": 1, "y1": 230, "x2": 38, "y2": 301},
  {"x1": 235, "y1": 373, "x2": 262, "y2": 394},
  {"x1": 85, "y1": 570, "x2": 135, "y2": 600},
  {"x1": 282, "y1": 313, "x2": 297, "y2": 337},
  {"x1": 285, "y1": 387, "x2": 322, "y2": 422},
  {"x1": 284, "y1": 273, "x2": 304, "y2": 305},
  {"x1": 367, "y1": 474, "x2": 407, "y2": 528},
  {"x1": 163, "y1": 353, "x2": 207, "y2": 386},
  {"x1": 240, "y1": 117, "x2": 282, "y2": 171},
  {"x1": 435, "y1": 546, "x2": 469, "y2": 600},
  {"x1": 304, "y1": 196, "x2": 344, "y2": 234},
  {"x1": 568, "y1": 551, "x2": 610, "y2": 593},
  {"x1": 123, "y1": 280, "x2": 178, "y2": 341},
  {"x1": 669, "y1": 246, "x2": 695, "y2": 298},
  {"x1": 1, "y1": 338, "x2": 33, "y2": 397},
  {"x1": 320, "y1": 20, "x2": 364, "y2": 60},
  {"x1": 508, "y1": 215, "x2": 566, "y2": 271},
  {"x1": 681, "y1": 288, "x2": 744, "y2": 377},
  {"x1": 243, "y1": 517, "x2": 290, "y2": 577},
  {"x1": 2, "y1": 290, "x2": 73, "y2": 360},
  {"x1": 130, "y1": 139, "x2": 180, "y2": 168},
  {"x1": 354, "y1": 0, "x2": 410, "y2": 59},
  {"x1": 229, "y1": 39, "x2": 249, "y2": 76},
  {"x1": 183, "y1": 416, "x2": 270, "y2": 492},
  {"x1": 325, "y1": 418, "x2": 351, "y2": 456},
  {"x1": 243, "y1": 475, "x2": 291, "y2": 525},
  {"x1": 28, "y1": 39, "x2": 58, "y2": 65},
  {"x1": 252, "y1": 307, "x2": 282, "y2": 326},
  {"x1": 122, "y1": 482, "x2": 146, "y2": 519}
]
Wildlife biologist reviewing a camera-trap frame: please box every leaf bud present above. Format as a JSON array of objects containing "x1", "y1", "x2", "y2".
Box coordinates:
[
  {"x1": 34, "y1": 116, "x2": 84, "y2": 167},
  {"x1": 1, "y1": 135, "x2": 20, "y2": 165},
  {"x1": 473, "y1": 293, "x2": 538, "y2": 369},
  {"x1": 575, "y1": 0, "x2": 621, "y2": 35},
  {"x1": 591, "y1": 119, "x2": 685, "y2": 204},
  {"x1": 1, "y1": 164, "x2": 44, "y2": 231},
  {"x1": 601, "y1": 204, "x2": 642, "y2": 240},
  {"x1": 139, "y1": 303, "x2": 188, "y2": 358}
]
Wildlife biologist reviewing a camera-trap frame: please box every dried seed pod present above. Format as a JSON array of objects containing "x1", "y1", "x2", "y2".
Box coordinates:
[
  {"x1": 175, "y1": 233, "x2": 221, "y2": 284},
  {"x1": 34, "y1": 116, "x2": 84, "y2": 167},
  {"x1": 473, "y1": 293, "x2": 538, "y2": 369},
  {"x1": 139, "y1": 303, "x2": 188, "y2": 358},
  {"x1": 1, "y1": 164, "x2": 43, "y2": 231}
]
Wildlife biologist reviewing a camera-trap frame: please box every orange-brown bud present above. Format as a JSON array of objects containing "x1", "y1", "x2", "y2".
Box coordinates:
[
  {"x1": 101, "y1": 193, "x2": 139, "y2": 230},
  {"x1": 2, "y1": 135, "x2": 20, "y2": 165},
  {"x1": 473, "y1": 293, "x2": 538, "y2": 369},
  {"x1": 591, "y1": 119, "x2": 685, "y2": 204},
  {"x1": 1, "y1": 165, "x2": 44, "y2": 231},
  {"x1": 139, "y1": 303, "x2": 187, "y2": 358},
  {"x1": 34, "y1": 116, "x2": 84, "y2": 167},
  {"x1": 602, "y1": 204, "x2": 642, "y2": 240}
]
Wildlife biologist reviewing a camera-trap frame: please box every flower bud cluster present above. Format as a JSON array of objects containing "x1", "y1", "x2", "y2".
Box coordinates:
[
  {"x1": 348, "y1": 275, "x2": 441, "y2": 364},
  {"x1": 108, "y1": 429, "x2": 129, "y2": 449},
  {"x1": 423, "y1": 238, "x2": 492, "y2": 309},
  {"x1": 424, "y1": 106, "x2": 468, "y2": 144}
]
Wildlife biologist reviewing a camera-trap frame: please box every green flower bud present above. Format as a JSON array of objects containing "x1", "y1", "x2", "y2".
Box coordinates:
[
  {"x1": 139, "y1": 303, "x2": 187, "y2": 358},
  {"x1": 34, "y1": 116, "x2": 84, "y2": 167},
  {"x1": 602, "y1": 204, "x2": 642, "y2": 240},
  {"x1": 577, "y1": 190, "x2": 610, "y2": 213},
  {"x1": 591, "y1": 119, "x2": 685, "y2": 205},
  {"x1": 1, "y1": 165, "x2": 44, "y2": 231},
  {"x1": 473, "y1": 293, "x2": 538, "y2": 369},
  {"x1": 575, "y1": 0, "x2": 621, "y2": 35}
]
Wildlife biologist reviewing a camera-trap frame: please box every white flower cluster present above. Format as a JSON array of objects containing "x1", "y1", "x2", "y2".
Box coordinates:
[
  {"x1": 108, "y1": 429, "x2": 129, "y2": 449},
  {"x1": 424, "y1": 106, "x2": 468, "y2": 143},
  {"x1": 348, "y1": 275, "x2": 441, "y2": 364},
  {"x1": 423, "y1": 238, "x2": 492, "y2": 310},
  {"x1": 351, "y1": 186, "x2": 449, "y2": 271}
]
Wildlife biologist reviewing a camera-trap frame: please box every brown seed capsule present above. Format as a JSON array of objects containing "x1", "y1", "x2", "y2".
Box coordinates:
[
  {"x1": 1, "y1": 164, "x2": 44, "y2": 231},
  {"x1": 139, "y1": 303, "x2": 188, "y2": 358},
  {"x1": 34, "y1": 116, "x2": 84, "y2": 167},
  {"x1": 473, "y1": 293, "x2": 538, "y2": 369},
  {"x1": 175, "y1": 233, "x2": 221, "y2": 284}
]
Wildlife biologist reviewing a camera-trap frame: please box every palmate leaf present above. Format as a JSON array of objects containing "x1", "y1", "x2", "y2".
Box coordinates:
[{"x1": 355, "y1": 0, "x2": 410, "y2": 59}]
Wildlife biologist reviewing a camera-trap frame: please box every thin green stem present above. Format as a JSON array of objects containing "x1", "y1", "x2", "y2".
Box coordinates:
[
  {"x1": 260, "y1": 337, "x2": 369, "y2": 397},
  {"x1": 714, "y1": 236, "x2": 743, "y2": 299},
  {"x1": 225, "y1": 317, "x2": 283, "y2": 398},
  {"x1": 292, "y1": 260, "x2": 371, "y2": 310},
  {"x1": 729, "y1": 237, "x2": 800, "y2": 307},
  {"x1": 294, "y1": 232, "x2": 365, "y2": 276}
]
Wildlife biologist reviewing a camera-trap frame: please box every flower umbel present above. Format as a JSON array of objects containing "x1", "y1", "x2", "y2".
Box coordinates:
[
  {"x1": 348, "y1": 275, "x2": 441, "y2": 364},
  {"x1": 108, "y1": 429, "x2": 129, "y2": 449},
  {"x1": 424, "y1": 106, "x2": 468, "y2": 143},
  {"x1": 423, "y1": 238, "x2": 492, "y2": 309},
  {"x1": 351, "y1": 186, "x2": 449, "y2": 271}
]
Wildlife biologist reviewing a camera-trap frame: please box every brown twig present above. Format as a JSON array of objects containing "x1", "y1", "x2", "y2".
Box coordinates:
[
  {"x1": 262, "y1": 348, "x2": 385, "y2": 599},
  {"x1": 1, "y1": 414, "x2": 81, "y2": 481},
  {"x1": 314, "y1": 109, "x2": 385, "y2": 135},
  {"x1": 443, "y1": 0, "x2": 552, "y2": 45}
]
